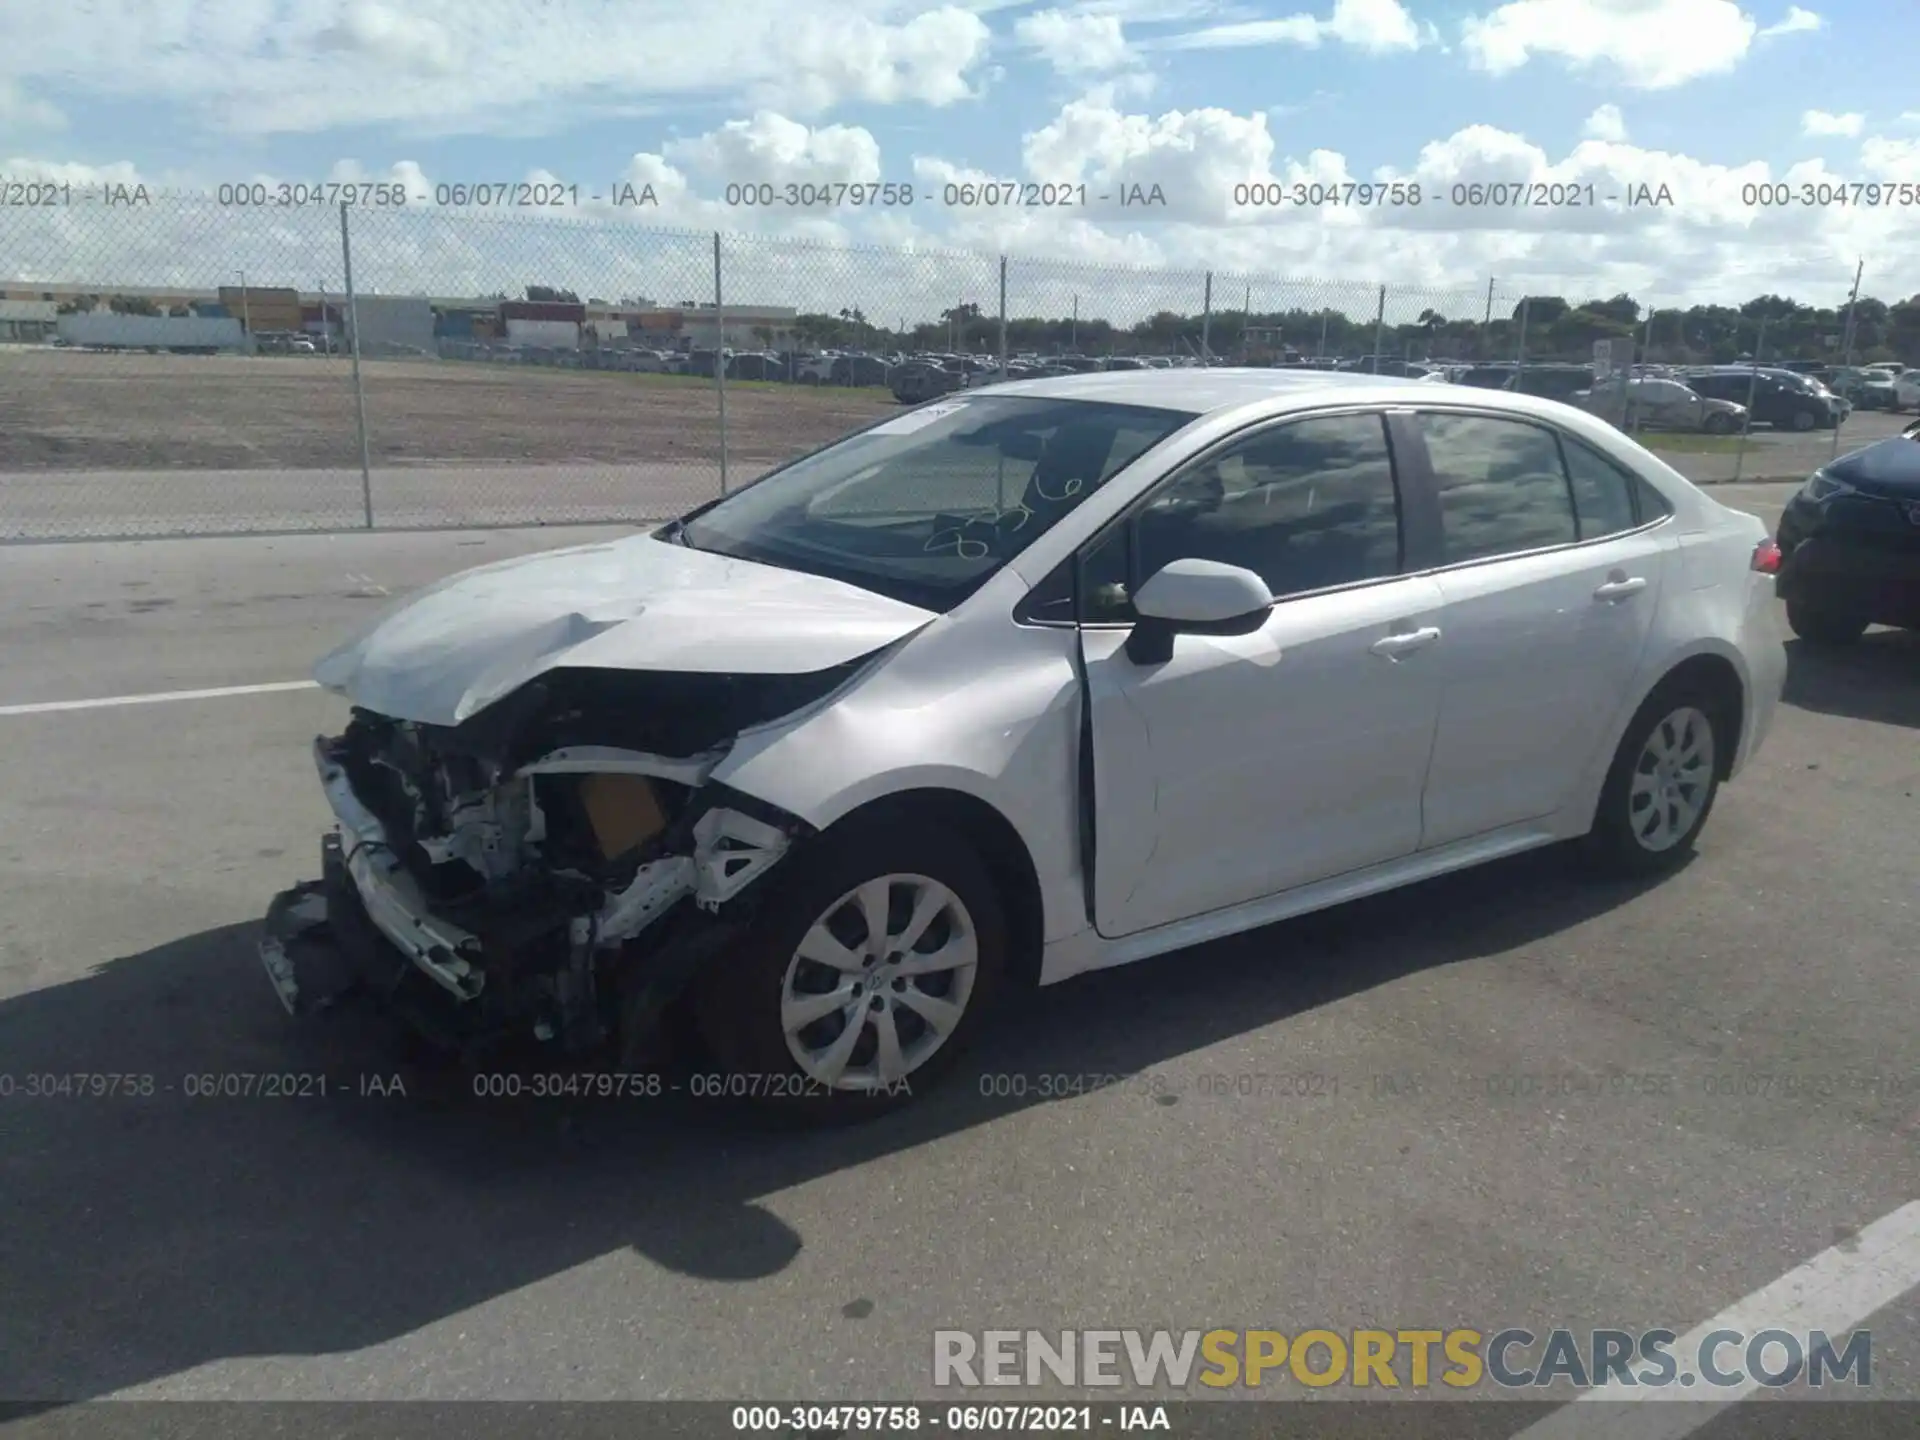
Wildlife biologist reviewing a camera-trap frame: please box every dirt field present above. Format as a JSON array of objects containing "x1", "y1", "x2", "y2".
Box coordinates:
[{"x1": 0, "y1": 350, "x2": 896, "y2": 471}]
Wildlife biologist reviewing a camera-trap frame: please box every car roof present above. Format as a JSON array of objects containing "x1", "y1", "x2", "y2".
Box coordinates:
[
  {"x1": 969, "y1": 366, "x2": 1424, "y2": 412},
  {"x1": 964, "y1": 364, "x2": 1641, "y2": 430}
]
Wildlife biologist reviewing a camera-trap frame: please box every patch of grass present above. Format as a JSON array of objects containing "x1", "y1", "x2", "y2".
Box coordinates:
[
  {"x1": 620, "y1": 370, "x2": 894, "y2": 401},
  {"x1": 1640, "y1": 432, "x2": 1762, "y2": 454},
  {"x1": 1640, "y1": 434, "x2": 1742, "y2": 454}
]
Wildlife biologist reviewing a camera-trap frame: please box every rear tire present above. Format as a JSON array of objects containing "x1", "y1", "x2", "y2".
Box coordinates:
[
  {"x1": 690, "y1": 816, "x2": 1007, "y2": 1124},
  {"x1": 1582, "y1": 684, "x2": 1727, "y2": 878},
  {"x1": 1786, "y1": 599, "x2": 1868, "y2": 646},
  {"x1": 1790, "y1": 409, "x2": 1817, "y2": 432}
]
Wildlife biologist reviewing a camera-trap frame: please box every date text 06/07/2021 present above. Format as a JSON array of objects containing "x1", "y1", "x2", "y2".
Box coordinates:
[{"x1": 729, "y1": 1404, "x2": 1171, "y2": 1433}]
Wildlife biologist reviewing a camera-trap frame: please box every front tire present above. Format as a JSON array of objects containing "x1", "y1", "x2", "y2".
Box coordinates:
[
  {"x1": 1790, "y1": 408, "x2": 1817, "y2": 432},
  {"x1": 691, "y1": 817, "x2": 1007, "y2": 1122},
  {"x1": 1704, "y1": 412, "x2": 1737, "y2": 435},
  {"x1": 1786, "y1": 599, "x2": 1868, "y2": 646},
  {"x1": 1582, "y1": 687, "x2": 1725, "y2": 877}
]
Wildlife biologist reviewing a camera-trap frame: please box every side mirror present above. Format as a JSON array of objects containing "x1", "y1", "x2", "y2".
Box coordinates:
[{"x1": 1126, "y1": 559, "x2": 1274, "y2": 665}]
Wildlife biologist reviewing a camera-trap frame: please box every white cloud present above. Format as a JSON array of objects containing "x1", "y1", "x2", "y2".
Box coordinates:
[
  {"x1": 766, "y1": 7, "x2": 994, "y2": 113},
  {"x1": 9, "y1": 99, "x2": 1919, "y2": 321},
  {"x1": 1461, "y1": 0, "x2": 1769, "y2": 88},
  {"x1": 1859, "y1": 135, "x2": 1920, "y2": 177},
  {"x1": 313, "y1": 2, "x2": 462, "y2": 73},
  {"x1": 1159, "y1": 0, "x2": 1428, "y2": 53},
  {"x1": 1758, "y1": 5, "x2": 1823, "y2": 36},
  {"x1": 1013, "y1": 9, "x2": 1137, "y2": 74},
  {"x1": 0, "y1": 78, "x2": 66, "y2": 131},
  {"x1": 1800, "y1": 110, "x2": 1862, "y2": 138},
  {"x1": 0, "y1": 1, "x2": 997, "y2": 136},
  {"x1": 1583, "y1": 104, "x2": 1626, "y2": 142},
  {"x1": 663, "y1": 112, "x2": 883, "y2": 186}
]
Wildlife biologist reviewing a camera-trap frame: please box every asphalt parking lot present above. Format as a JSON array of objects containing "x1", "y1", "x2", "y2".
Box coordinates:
[{"x1": 1, "y1": 487, "x2": 1916, "y2": 1424}]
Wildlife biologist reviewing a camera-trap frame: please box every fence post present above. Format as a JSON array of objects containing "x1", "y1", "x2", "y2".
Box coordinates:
[
  {"x1": 1201, "y1": 273, "x2": 1213, "y2": 365},
  {"x1": 713, "y1": 232, "x2": 729, "y2": 495},
  {"x1": 1484, "y1": 276, "x2": 1495, "y2": 326},
  {"x1": 1733, "y1": 314, "x2": 1768, "y2": 482},
  {"x1": 1514, "y1": 295, "x2": 1531, "y2": 385},
  {"x1": 998, "y1": 255, "x2": 1009, "y2": 382},
  {"x1": 1832, "y1": 258, "x2": 1864, "y2": 462},
  {"x1": 1371, "y1": 285, "x2": 1386, "y2": 373},
  {"x1": 1633, "y1": 308, "x2": 1655, "y2": 435},
  {"x1": 339, "y1": 201, "x2": 374, "y2": 529}
]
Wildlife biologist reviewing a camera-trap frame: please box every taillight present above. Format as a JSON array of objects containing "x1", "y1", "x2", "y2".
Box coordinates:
[{"x1": 1751, "y1": 538, "x2": 1783, "y2": 573}]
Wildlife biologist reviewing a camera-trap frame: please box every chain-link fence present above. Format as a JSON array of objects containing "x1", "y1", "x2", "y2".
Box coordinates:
[{"x1": 0, "y1": 195, "x2": 1894, "y2": 540}]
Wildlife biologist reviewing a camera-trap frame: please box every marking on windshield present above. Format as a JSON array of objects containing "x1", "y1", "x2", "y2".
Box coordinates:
[{"x1": 868, "y1": 401, "x2": 969, "y2": 436}]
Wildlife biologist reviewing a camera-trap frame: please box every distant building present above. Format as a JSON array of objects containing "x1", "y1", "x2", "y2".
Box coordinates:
[
  {"x1": 0, "y1": 299, "x2": 57, "y2": 343},
  {"x1": 504, "y1": 317, "x2": 580, "y2": 348},
  {"x1": 219, "y1": 284, "x2": 301, "y2": 332},
  {"x1": 676, "y1": 303, "x2": 798, "y2": 348},
  {"x1": 345, "y1": 296, "x2": 436, "y2": 354}
]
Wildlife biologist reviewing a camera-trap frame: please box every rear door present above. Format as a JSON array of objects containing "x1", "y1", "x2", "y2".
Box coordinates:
[{"x1": 1404, "y1": 411, "x2": 1676, "y2": 849}]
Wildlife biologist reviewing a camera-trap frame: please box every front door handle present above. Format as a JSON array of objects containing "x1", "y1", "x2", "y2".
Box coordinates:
[
  {"x1": 1594, "y1": 576, "x2": 1648, "y2": 602},
  {"x1": 1370, "y1": 626, "x2": 1442, "y2": 659}
]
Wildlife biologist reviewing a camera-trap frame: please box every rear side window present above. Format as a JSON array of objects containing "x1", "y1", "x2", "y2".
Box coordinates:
[
  {"x1": 1416, "y1": 413, "x2": 1578, "y2": 564},
  {"x1": 1561, "y1": 438, "x2": 1639, "y2": 538},
  {"x1": 1633, "y1": 474, "x2": 1673, "y2": 520}
]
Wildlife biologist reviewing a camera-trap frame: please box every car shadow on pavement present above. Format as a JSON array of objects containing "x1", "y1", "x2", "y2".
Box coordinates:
[
  {"x1": 1782, "y1": 629, "x2": 1920, "y2": 729},
  {"x1": 0, "y1": 844, "x2": 1672, "y2": 1404}
]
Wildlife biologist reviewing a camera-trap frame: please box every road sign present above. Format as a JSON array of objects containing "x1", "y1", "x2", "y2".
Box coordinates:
[{"x1": 1593, "y1": 337, "x2": 1626, "y2": 379}]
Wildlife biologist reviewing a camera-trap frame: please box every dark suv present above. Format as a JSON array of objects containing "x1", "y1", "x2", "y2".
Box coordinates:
[
  {"x1": 1684, "y1": 367, "x2": 1847, "y2": 431},
  {"x1": 1773, "y1": 418, "x2": 1920, "y2": 642}
]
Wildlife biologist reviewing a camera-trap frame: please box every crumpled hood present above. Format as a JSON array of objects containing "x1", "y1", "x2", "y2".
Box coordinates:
[{"x1": 313, "y1": 533, "x2": 936, "y2": 726}]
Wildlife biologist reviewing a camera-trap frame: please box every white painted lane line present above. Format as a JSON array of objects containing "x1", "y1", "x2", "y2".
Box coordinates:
[
  {"x1": 1510, "y1": 1198, "x2": 1920, "y2": 1438},
  {"x1": 0, "y1": 680, "x2": 321, "y2": 716}
]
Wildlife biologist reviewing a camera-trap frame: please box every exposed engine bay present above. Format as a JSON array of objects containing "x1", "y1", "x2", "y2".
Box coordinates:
[{"x1": 261, "y1": 663, "x2": 863, "y2": 1060}]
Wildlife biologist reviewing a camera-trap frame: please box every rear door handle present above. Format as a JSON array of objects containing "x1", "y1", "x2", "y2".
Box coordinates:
[
  {"x1": 1370, "y1": 626, "x2": 1442, "y2": 659},
  {"x1": 1594, "y1": 576, "x2": 1648, "y2": 602}
]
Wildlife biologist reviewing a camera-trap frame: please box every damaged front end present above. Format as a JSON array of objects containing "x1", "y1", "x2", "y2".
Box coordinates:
[{"x1": 259, "y1": 665, "x2": 851, "y2": 1063}]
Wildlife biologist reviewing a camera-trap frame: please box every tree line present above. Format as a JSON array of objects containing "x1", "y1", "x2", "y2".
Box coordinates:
[{"x1": 781, "y1": 292, "x2": 1920, "y2": 365}]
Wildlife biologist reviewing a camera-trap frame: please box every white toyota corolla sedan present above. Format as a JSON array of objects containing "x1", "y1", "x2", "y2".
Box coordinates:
[{"x1": 261, "y1": 369, "x2": 1787, "y2": 1116}]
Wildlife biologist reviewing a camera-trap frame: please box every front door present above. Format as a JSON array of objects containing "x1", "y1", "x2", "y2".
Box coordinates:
[{"x1": 1079, "y1": 409, "x2": 1447, "y2": 938}]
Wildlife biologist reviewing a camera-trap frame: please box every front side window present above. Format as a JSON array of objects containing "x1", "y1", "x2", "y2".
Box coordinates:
[
  {"x1": 1418, "y1": 412, "x2": 1578, "y2": 564},
  {"x1": 675, "y1": 396, "x2": 1197, "y2": 612},
  {"x1": 1102, "y1": 411, "x2": 1402, "y2": 614}
]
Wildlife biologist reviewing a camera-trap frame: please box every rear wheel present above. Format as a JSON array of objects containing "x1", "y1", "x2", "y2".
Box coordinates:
[
  {"x1": 1704, "y1": 412, "x2": 1737, "y2": 435},
  {"x1": 1786, "y1": 599, "x2": 1868, "y2": 646},
  {"x1": 1583, "y1": 687, "x2": 1725, "y2": 877},
  {"x1": 1789, "y1": 408, "x2": 1817, "y2": 432},
  {"x1": 691, "y1": 818, "x2": 1006, "y2": 1122}
]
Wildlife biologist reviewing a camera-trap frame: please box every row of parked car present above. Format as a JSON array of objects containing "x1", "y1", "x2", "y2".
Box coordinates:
[
  {"x1": 1399, "y1": 360, "x2": 1856, "y2": 434},
  {"x1": 1814, "y1": 363, "x2": 1920, "y2": 411}
]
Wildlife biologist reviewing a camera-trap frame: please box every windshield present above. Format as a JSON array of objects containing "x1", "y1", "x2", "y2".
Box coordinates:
[{"x1": 674, "y1": 395, "x2": 1198, "y2": 611}]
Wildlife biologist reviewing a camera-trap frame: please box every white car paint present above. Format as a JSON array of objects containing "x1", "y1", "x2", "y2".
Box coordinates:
[
  {"x1": 312, "y1": 534, "x2": 937, "y2": 725},
  {"x1": 318, "y1": 368, "x2": 1785, "y2": 995}
]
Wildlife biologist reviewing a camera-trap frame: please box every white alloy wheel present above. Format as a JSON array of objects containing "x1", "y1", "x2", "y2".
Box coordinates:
[
  {"x1": 1627, "y1": 706, "x2": 1716, "y2": 853},
  {"x1": 779, "y1": 873, "x2": 979, "y2": 1090}
]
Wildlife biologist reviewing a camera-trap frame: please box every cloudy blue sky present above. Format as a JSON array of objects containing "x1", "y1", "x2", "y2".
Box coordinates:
[{"x1": 3, "y1": 0, "x2": 1918, "y2": 317}]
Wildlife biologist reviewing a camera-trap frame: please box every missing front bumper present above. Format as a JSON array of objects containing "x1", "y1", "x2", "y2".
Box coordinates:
[{"x1": 258, "y1": 733, "x2": 803, "y2": 1053}]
